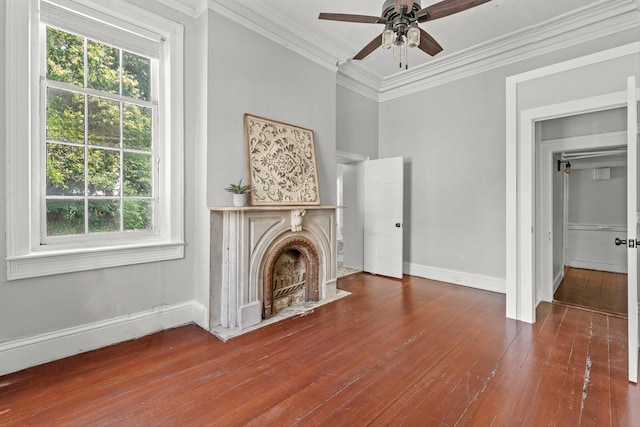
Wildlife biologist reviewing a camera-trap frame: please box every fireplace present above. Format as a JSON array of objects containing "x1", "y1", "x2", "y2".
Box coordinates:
[{"x1": 209, "y1": 206, "x2": 340, "y2": 338}]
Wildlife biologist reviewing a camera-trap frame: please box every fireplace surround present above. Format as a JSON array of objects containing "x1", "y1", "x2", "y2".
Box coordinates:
[{"x1": 209, "y1": 206, "x2": 340, "y2": 337}]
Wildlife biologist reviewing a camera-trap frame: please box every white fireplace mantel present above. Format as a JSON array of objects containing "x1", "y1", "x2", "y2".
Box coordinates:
[{"x1": 209, "y1": 205, "x2": 341, "y2": 335}]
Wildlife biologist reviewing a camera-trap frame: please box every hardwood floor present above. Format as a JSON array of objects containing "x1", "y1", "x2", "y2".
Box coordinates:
[
  {"x1": 554, "y1": 267, "x2": 628, "y2": 316},
  {"x1": 1, "y1": 273, "x2": 639, "y2": 426}
]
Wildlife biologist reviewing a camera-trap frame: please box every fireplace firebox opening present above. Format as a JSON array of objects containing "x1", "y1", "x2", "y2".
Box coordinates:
[{"x1": 263, "y1": 236, "x2": 320, "y2": 319}]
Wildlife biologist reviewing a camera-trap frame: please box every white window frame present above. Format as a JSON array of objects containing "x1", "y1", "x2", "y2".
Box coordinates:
[{"x1": 5, "y1": 0, "x2": 185, "y2": 280}]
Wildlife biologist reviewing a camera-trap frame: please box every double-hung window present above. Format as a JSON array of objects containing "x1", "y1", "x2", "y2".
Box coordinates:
[{"x1": 5, "y1": 0, "x2": 184, "y2": 279}]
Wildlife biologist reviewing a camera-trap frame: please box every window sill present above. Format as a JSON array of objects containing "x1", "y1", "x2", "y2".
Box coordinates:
[{"x1": 6, "y1": 241, "x2": 185, "y2": 280}]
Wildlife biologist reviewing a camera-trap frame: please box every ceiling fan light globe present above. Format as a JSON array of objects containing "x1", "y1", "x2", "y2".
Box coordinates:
[
  {"x1": 382, "y1": 28, "x2": 394, "y2": 49},
  {"x1": 393, "y1": 36, "x2": 406, "y2": 59},
  {"x1": 407, "y1": 24, "x2": 420, "y2": 48}
]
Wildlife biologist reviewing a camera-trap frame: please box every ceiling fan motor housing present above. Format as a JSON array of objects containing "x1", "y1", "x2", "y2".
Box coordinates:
[
  {"x1": 382, "y1": 0, "x2": 422, "y2": 34},
  {"x1": 382, "y1": 0, "x2": 422, "y2": 19}
]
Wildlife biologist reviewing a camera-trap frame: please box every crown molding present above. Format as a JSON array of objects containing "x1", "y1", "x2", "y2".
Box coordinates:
[
  {"x1": 205, "y1": 0, "x2": 339, "y2": 73},
  {"x1": 229, "y1": 0, "x2": 356, "y2": 60},
  {"x1": 336, "y1": 64, "x2": 380, "y2": 102},
  {"x1": 152, "y1": 0, "x2": 199, "y2": 17},
  {"x1": 375, "y1": 0, "x2": 640, "y2": 102}
]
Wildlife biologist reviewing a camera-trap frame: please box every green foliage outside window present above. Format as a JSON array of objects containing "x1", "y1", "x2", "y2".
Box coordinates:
[{"x1": 45, "y1": 27, "x2": 154, "y2": 236}]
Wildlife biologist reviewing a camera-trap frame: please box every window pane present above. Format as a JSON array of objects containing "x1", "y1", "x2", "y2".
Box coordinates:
[
  {"x1": 122, "y1": 51, "x2": 150, "y2": 101},
  {"x1": 47, "y1": 88, "x2": 84, "y2": 143},
  {"x1": 88, "y1": 96, "x2": 120, "y2": 147},
  {"x1": 123, "y1": 153, "x2": 152, "y2": 196},
  {"x1": 46, "y1": 200, "x2": 84, "y2": 236},
  {"x1": 123, "y1": 104, "x2": 152, "y2": 151},
  {"x1": 46, "y1": 143, "x2": 85, "y2": 196},
  {"x1": 46, "y1": 27, "x2": 84, "y2": 87},
  {"x1": 41, "y1": 17, "x2": 160, "y2": 243},
  {"x1": 87, "y1": 40, "x2": 119, "y2": 94},
  {"x1": 89, "y1": 200, "x2": 120, "y2": 233},
  {"x1": 88, "y1": 148, "x2": 121, "y2": 196},
  {"x1": 123, "y1": 199, "x2": 153, "y2": 230}
]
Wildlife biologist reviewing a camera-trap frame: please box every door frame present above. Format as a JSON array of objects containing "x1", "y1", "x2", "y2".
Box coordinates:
[
  {"x1": 511, "y1": 91, "x2": 628, "y2": 323},
  {"x1": 505, "y1": 42, "x2": 640, "y2": 323},
  {"x1": 336, "y1": 150, "x2": 370, "y2": 270}
]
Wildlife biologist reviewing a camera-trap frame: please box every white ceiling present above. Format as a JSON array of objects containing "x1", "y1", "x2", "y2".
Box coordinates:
[{"x1": 237, "y1": 0, "x2": 606, "y2": 78}]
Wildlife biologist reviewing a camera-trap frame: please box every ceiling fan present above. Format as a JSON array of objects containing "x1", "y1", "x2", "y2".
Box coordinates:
[{"x1": 319, "y1": 0, "x2": 491, "y2": 65}]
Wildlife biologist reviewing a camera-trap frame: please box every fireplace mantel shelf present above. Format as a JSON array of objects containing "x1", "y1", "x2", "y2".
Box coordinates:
[{"x1": 209, "y1": 205, "x2": 344, "y2": 212}]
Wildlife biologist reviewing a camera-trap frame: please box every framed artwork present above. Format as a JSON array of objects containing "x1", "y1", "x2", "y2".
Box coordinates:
[{"x1": 244, "y1": 114, "x2": 321, "y2": 206}]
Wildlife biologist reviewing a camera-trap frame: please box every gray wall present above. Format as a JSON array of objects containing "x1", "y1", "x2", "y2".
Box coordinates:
[
  {"x1": 379, "y1": 69, "x2": 506, "y2": 278},
  {"x1": 569, "y1": 166, "x2": 626, "y2": 225},
  {"x1": 206, "y1": 10, "x2": 337, "y2": 208},
  {"x1": 566, "y1": 165, "x2": 627, "y2": 273},
  {"x1": 541, "y1": 108, "x2": 626, "y2": 140},
  {"x1": 0, "y1": 0, "x2": 199, "y2": 344},
  {"x1": 336, "y1": 86, "x2": 378, "y2": 159},
  {"x1": 378, "y1": 29, "x2": 638, "y2": 281}
]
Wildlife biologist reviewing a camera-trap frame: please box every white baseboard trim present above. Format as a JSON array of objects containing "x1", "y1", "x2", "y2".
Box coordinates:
[
  {"x1": 404, "y1": 263, "x2": 506, "y2": 294},
  {"x1": 192, "y1": 300, "x2": 209, "y2": 330},
  {"x1": 567, "y1": 259, "x2": 627, "y2": 274},
  {"x1": 0, "y1": 300, "x2": 199, "y2": 376},
  {"x1": 553, "y1": 269, "x2": 565, "y2": 294}
]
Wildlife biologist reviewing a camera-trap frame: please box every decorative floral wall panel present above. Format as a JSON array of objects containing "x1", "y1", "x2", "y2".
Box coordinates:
[{"x1": 244, "y1": 114, "x2": 320, "y2": 206}]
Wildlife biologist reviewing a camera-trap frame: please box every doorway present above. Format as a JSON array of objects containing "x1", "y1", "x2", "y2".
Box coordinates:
[
  {"x1": 536, "y1": 111, "x2": 627, "y2": 312},
  {"x1": 336, "y1": 151, "x2": 368, "y2": 278},
  {"x1": 540, "y1": 128, "x2": 628, "y2": 316},
  {"x1": 335, "y1": 153, "x2": 405, "y2": 279}
]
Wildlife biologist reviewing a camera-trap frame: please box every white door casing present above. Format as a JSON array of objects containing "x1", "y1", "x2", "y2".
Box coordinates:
[
  {"x1": 363, "y1": 157, "x2": 404, "y2": 279},
  {"x1": 506, "y1": 43, "x2": 640, "y2": 323},
  {"x1": 626, "y1": 75, "x2": 639, "y2": 384}
]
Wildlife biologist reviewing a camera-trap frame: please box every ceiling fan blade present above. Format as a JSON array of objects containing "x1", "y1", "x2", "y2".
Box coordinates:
[
  {"x1": 418, "y1": 28, "x2": 443, "y2": 56},
  {"x1": 416, "y1": 0, "x2": 491, "y2": 22},
  {"x1": 353, "y1": 34, "x2": 383, "y2": 60},
  {"x1": 319, "y1": 13, "x2": 387, "y2": 24}
]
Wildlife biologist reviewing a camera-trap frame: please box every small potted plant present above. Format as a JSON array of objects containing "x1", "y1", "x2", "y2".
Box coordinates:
[{"x1": 225, "y1": 179, "x2": 250, "y2": 207}]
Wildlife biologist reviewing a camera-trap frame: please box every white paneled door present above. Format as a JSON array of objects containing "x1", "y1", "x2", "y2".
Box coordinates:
[
  {"x1": 626, "y1": 76, "x2": 639, "y2": 383},
  {"x1": 363, "y1": 157, "x2": 404, "y2": 279}
]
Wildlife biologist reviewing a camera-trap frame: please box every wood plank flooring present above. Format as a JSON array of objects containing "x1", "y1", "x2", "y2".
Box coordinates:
[
  {"x1": 554, "y1": 267, "x2": 628, "y2": 316},
  {"x1": 1, "y1": 273, "x2": 639, "y2": 426}
]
